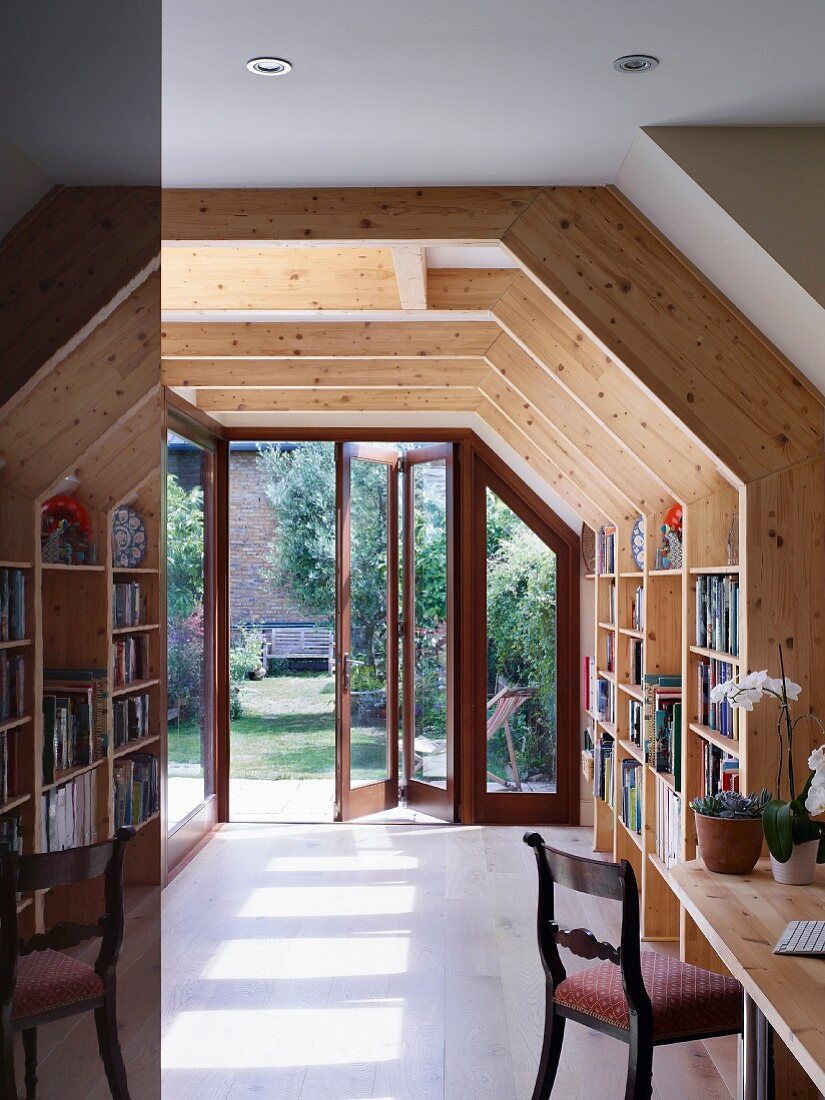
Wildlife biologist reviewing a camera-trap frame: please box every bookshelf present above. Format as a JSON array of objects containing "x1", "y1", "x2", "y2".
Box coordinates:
[
  {"x1": 0, "y1": 465, "x2": 163, "y2": 936},
  {"x1": 586, "y1": 492, "x2": 746, "y2": 953}
]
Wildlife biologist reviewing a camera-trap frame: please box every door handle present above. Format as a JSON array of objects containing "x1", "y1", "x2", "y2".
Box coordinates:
[{"x1": 342, "y1": 652, "x2": 351, "y2": 692}]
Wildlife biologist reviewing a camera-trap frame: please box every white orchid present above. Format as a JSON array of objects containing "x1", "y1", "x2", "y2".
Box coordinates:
[
  {"x1": 710, "y1": 669, "x2": 768, "y2": 711},
  {"x1": 805, "y1": 777, "x2": 825, "y2": 817},
  {"x1": 764, "y1": 675, "x2": 803, "y2": 700},
  {"x1": 808, "y1": 746, "x2": 825, "y2": 772}
]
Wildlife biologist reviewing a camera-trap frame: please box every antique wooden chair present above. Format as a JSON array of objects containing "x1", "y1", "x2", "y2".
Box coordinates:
[
  {"x1": 0, "y1": 827, "x2": 135, "y2": 1100},
  {"x1": 523, "y1": 832, "x2": 743, "y2": 1100}
]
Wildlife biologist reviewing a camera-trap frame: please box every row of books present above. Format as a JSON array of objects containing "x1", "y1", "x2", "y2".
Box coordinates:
[
  {"x1": 630, "y1": 585, "x2": 644, "y2": 632},
  {"x1": 113, "y1": 753, "x2": 159, "y2": 830},
  {"x1": 603, "y1": 631, "x2": 615, "y2": 674},
  {"x1": 695, "y1": 574, "x2": 739, "y2": 656},
  {"x1": 697, "y1": 657, "x2": 740, "y2": 739},
  {"x1": 0, "y1": 813, "x2": 22, "y2": 854},
  {"x1": 113, "y1": 693, "x2": 151, "y2": 749},
  {"x1": 113, "y1": 634, "x2": 149, "y2": 687},
  {"x1": 597, "y1": 525, "x2": 617, "y2": 575},
  {"x1": 596, "y1": 678, "x2": 616, "y2": 725},
  {"x1": 594, "y1": 738, "x2": 614, "y2": 805},
  {"x1": 42, "y1": 669, "x2": 108, "y2": 784},
  {"x1": 0, "y1": 652, "x2": 25, "y2": 721},
  {"x1": 620, "y1": 758, "x2": 643, "y2": 834},
  {"x1": 605, "y1": 582, "x2": 616, "y2": 625},
  {"x1": 0, "y1": 731, "x2": 19, "y2": 805},
  {"x1": 40, "y1": 768, "x2": 97, "y2": 852},
  {"x1": 0, "y1": 569, "x2": 26, "y2": 642},
  {"x1": 628, "y1": 699, "x2": 643, "y2": 746},
  {"x1": 655, "y1": 784, "x2": 681, "y2": 868},
  {"x1": 629, "y1": 639, "x2": 643, "y2": 686},
  {"x1": 113, "y1": 581, "x2": 148, "y2": 628},
  {"x1": 703, "y1": 742, "x2": 740, "y2": 796},
  {"x1": 644, "y1": 673, "x2": 682, "y2": 788}
]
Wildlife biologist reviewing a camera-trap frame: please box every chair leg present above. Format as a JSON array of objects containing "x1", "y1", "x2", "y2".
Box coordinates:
[
  {"x1": 531, "y1": 994, "x2": 566, "y2": 1100},
  {"x1": 625, "y1": 1031, "x2": 653, "y2": 1100},
  {"x1": 95, "y1": 995, "x2": 130, "y2": 1100},
  {"x1": 0, "y1": 1016, "x2": 16, "y2": 1100},
  {"x1": 23, "y1": 1028, "x2": 37, "y2": 1099}
]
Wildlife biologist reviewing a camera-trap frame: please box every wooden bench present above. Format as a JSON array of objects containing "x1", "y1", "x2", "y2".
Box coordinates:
[{"x1": 263, "y1": 624, "x2": 334, "y2": 672}]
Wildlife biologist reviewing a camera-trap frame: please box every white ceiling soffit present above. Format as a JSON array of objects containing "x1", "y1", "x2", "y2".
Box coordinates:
[
  {"x1": 616, "y1": 129, "x2": 825, "y2": 395},
  {"x1": 162, "y1": 0, "x2": 825, "y2": 187}
]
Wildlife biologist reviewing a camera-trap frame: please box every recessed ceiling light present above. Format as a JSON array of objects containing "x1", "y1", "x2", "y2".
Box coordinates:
[
  {"x1": 246, "y1": 57, "x2": 292, "y2": 76},
  {"x1": 613, "y1": 54, "x2": 659, "y2": 73}
]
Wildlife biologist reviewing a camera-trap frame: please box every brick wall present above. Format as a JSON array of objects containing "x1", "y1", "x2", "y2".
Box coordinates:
[{"x1": 229, "y1": 450, "x2": 305, "y2": 628}]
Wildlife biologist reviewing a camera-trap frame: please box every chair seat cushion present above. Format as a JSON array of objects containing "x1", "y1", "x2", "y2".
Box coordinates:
[
  {"x1": 13, "y1": 948, "x2": 104, "y2": 1021},
  {"x1": 553, "y1": 951, "x2": 742, "y2": 1040}
]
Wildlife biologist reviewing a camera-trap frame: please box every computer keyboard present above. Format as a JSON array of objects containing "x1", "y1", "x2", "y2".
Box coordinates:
[{"x1": 773, "y1": 920, "x2": 825, "y2": 956}]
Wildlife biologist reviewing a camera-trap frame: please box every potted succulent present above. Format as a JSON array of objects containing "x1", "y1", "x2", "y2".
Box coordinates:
[
  {"x1": 711, "y1": 646, "x2": 825, "y2": 885},
  {"x1": 690, "y1": 789, "x2": 770, "y2": 874}
]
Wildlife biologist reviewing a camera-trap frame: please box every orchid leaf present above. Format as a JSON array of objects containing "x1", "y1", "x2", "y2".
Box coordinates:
[
  {"x1": 790, "y1": 772, "x2": 815, "y2": 815},
  {"x1": 763, "y1": 799, "x2": 794, "y2": 863}
]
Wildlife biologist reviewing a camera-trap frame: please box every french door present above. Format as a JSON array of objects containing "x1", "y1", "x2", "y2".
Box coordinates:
[
  {"x1": 336, "y1": 443, "x2": 456, "y2": 822},
  {"x1": 336, "y1": 444, "x2": 400, "y2": 819}
]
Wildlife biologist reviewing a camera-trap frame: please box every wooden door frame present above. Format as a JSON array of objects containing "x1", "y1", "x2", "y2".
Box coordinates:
[
  {"x1": 166, "y1": 414, "x2": 580, "y2": 829},
  {"x1": 164, "y1": 394, "x2": 226, "y2": 876},
  {"x1": 336, "y1": 442, "x2": 400, "y2": 819},
  {"x1": 462, "y1": 440, "x2": 580, "y2": 826},
  {"x1": 401, "y1": 443, "x2": 456, "y2": 820}
]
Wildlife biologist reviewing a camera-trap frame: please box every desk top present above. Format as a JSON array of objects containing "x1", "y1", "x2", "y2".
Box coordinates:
[{"x1": 668, "y1": 858, "x2": 825, "y2": 1094}]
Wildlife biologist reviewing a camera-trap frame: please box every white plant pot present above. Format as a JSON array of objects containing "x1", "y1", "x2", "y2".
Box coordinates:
[{"x1": 770, "y1": 839, "x2": 820, "y2": 886}]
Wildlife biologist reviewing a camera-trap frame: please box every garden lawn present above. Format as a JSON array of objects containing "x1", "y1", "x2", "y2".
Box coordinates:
[{"x1": 168, "y1": 673, "x2": 391, "y2": 782}]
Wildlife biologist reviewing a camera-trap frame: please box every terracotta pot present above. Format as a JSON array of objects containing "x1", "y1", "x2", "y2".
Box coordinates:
[
  {"x1": 694, "y1": 814, "x2": 764, "y2": 875},
  {"x1": 770, "y1": 839, "x2": 819, "y2": 885}
]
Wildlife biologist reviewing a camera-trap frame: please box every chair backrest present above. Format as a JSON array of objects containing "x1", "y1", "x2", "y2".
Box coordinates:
[
  {"x1": 486, "y1": 687, "x2": 535, "y2": 738},
  {"x1": 523, "y1": 832, "x2": 651, "y2": 1026},
  {"x1": 0, "y1": 827, "x2": 135, "y2": 1012}
]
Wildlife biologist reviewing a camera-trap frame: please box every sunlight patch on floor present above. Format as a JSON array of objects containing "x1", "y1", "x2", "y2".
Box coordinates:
[{"x1": 202, "y1": 936, "x2": 411, "y2": 979}]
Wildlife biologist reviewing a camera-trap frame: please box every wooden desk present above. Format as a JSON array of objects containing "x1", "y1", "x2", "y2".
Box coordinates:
[{"x1": 669, "y1": 858, "x2": 825, "y2": 1097}]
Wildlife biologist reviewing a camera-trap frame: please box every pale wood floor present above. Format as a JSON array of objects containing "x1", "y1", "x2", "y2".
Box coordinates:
[{"x1": 161, "y1": 822, "x2": 737, "y2": 1100}]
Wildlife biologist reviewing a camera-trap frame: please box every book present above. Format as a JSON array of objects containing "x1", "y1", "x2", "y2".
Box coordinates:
[
  {"x1": 40, "y1": 768, "x2": 97, "y2": 851},
  {"x1": 656, "y1": 783, "x2": 681, "y2": 868},
  {"x1": 113, "y1": 693, "x2": 150, "y2": 748},
  {"x1": 0, "y1": 569, "x2": 26, "y2": 642},
  {"x1": 113, "y1": 634, "x2": 149, "y2": 687},
  {"x1": 113, "y1": 581, "x2": 147, "y2": 628},
  {"x1": 45, "y1": 669, "x2": 108, "y2": 760},
  {"x1": 695, "y1": 574, "x2": 739, "y2": 656},
  {"x1": 597, "y1": 525, "x2": 617, "y2": 575},
  {"x1": 621, "y1": 757, "x2": 643, "y2": 834},
  {"x1": 0, "y1": 653, "x2": 25, "y2": 721},
  {"x1": 643, "y1": 673, "x2": 681, "y2": 766},
  {"x1": 113, "y1": 752, "x2": 159, "y2": 829}
]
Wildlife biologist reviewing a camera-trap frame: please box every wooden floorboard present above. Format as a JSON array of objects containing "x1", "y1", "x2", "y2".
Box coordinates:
[{"x1": 161, "y1": 823, "x2": 736, "y2": 1100}]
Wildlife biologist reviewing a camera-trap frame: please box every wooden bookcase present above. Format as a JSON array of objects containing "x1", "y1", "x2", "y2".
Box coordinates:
[
  {"x1": 587, "y1": 485, "x2": 757, "y2": 958},
  {"x1": 0, "y1": 468, "x2": 162, "y2": 935}
]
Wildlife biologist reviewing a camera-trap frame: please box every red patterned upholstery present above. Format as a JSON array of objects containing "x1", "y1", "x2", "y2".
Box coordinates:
[
  {"x1": 13, "y1": 949, "x2": 104, "y2": 1021},
  {"x1": 553, "y1": 952, "x2": 742, "y2": 1040}
]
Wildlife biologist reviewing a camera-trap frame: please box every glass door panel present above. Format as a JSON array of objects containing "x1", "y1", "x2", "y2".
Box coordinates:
[
  {"x1": 337, "y1": 443, "x2": 399, "y2": 819},
  {"x1": 484, "y1": 486, "x2": 557, "y2": 794},
  {"x1": 166, "y1": 427, "x2": 216, "y2": 835},
  {"x1": 402, "y1": 445, "x2": 455, "y2": 820}
]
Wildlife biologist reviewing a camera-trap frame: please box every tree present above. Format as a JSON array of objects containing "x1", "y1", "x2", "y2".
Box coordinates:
[
  {"x1": 166, "y1": 473, "x2": 205, "y2": 620},
  {"x1": 258, "y1": 443, "x2": 390, "y2": 676}
]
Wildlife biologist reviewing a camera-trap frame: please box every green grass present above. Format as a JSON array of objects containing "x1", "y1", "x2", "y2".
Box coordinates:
[{"x1": 167, "y1": 673, "x2": 391, "y2": 781}]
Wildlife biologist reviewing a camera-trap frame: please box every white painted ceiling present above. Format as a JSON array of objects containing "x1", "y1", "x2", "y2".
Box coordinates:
[{"x1": 161, "y1": 0, "x2": 825, "y2": 187}]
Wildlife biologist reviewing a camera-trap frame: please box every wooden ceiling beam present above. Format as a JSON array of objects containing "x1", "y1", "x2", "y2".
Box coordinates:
[
  {"x1": 162, "y1": 187, "x2": 540, "y2": 243},
  {"x1": 196, "y1": 387, "x2": 482, "y2": 413},
  {"x1": 485, "y1": 333, "x2": 669, "y2": 514},
  {"x1": 393, "y1": 247, "x2": 427, "y2": 310},
  {"x1": 163, "y1": 358, "x2": 487, "y2": 388},
  {"x1": 493, "y1": 275, "x2": 729, "y2": 503},
  {"x1": 479, "y1": 373, "x2": 634, "y2": 523},
  {"x1": 476, "y1": 396, "x2": 610, "y2": 529},
  {"x1": 161, "y1": 320, "x2": 500, "y2": 359},
  {"x1": 503, "y1": 187, "x2": 824, "y2": 483}
]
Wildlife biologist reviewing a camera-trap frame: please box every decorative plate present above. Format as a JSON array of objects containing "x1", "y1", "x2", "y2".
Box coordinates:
[
  {"x1": 631, "y1": 515, "x2": 645, "y2": 571},
  {"x1": 581, "y1": 525, "x2": 597, "y2": 574},
  {"x1": 112, "y1": 507, "x2": 147, "y2": 568}
]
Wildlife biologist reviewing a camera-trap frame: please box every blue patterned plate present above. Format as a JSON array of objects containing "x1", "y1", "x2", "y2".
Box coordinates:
[
  {"x1": 112, "y1": 507, "x2": 147, "y2": 568},
  {"x1": 631, "y1": 515, "x2": 645, "y2": 571}
]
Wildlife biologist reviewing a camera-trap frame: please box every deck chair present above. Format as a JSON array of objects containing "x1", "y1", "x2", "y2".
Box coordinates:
[{"x1": 486, "y1": 685, "x2": 536, "y2": 790}]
